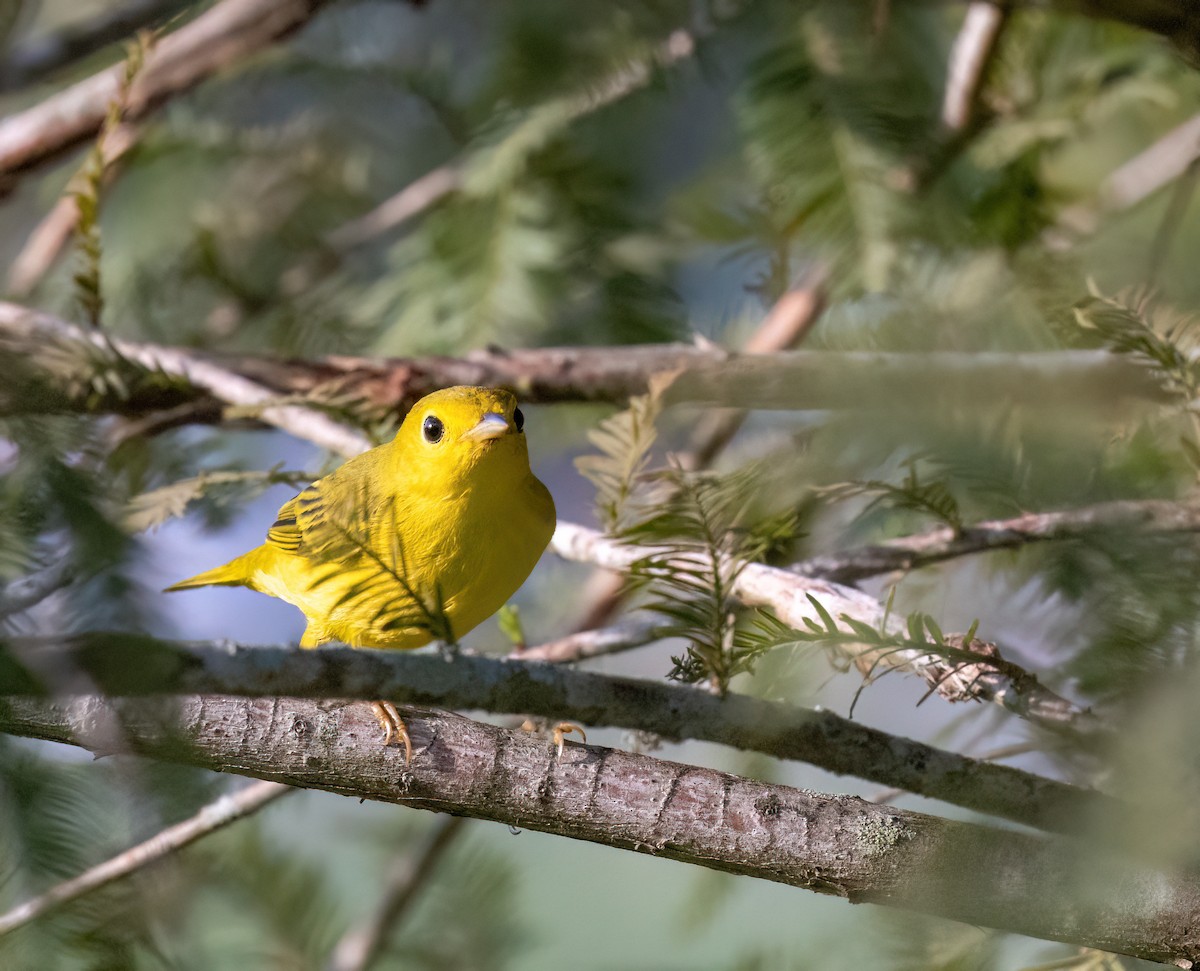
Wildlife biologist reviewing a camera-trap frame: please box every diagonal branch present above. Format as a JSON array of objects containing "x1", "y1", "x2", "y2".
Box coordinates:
[
  {"x1": 1, "y1": 694, "x2": 1197, "y2": 967},
  {"x1": 0, "y1": 0, "x2": 335, "y2": 181},
  {"x1": 551, "y1": 522, "x2": 1096, "y2": 736},
  {"x1": 0, "y1": 634, "x2": 1112, "y2": 833},
  {"x1": 0, "y1": 0, "x2": 191, "y2": 94},
  {"x1": 0, "y1": 778, "x2": 289, "y2": 936},
  {"x1": 0, "y1": 302, "x2": 370, "y2": 456},
  {"x1": 793, "y1": 497, "x2": 1200, "y2": 584},
  {"x1": 326, "y1": 815, "x2": 466, "y2": 971}
]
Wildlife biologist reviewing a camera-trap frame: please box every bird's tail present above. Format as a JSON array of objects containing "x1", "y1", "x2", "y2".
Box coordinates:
[{"x1": 164, "y1": 552, "x2": 257, "y2": 592}]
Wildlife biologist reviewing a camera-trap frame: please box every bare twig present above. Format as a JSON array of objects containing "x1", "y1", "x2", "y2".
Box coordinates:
[
  {"x1": 793, "y1": 497, "x2": 1200, "y2": 584},
  {"x1": 679, "y1": 269, "x2": 828, "y2": 470},
  {"x1": 323, "y1": 29, "x2": 697, "y2": 255},
  {"x1": 0, "y1": 0, "x2": 190, "y2": 93},
  {"x1": 0, "y1": 779, "x2": 289, "y2": 936},
  {"x1": 1052, "y1": 112, "x2": 1200, "y2": 245},
  {"x1": 509, "y1": 617, "x2": 664, "y2": 663},
  {"x1": 942, "y1": 3, "x2": 1009, "y2": 133},
  {"x1": 551, "y1": 522, "x2": 1094, "y2": 736},
  {"x1": 327, "y1": 816, "x2": 466, "y2": 971},
  {"x1": 0, "y1": 0, "x2": 335, "y2": 180},
  {"x1": 0, "y1": 633, "x2": 1110, "y2": 832},
  {"x1": 7, "y1": 123, "x2": 140, "y2": 297},
  {"x1": 2, "y1": 694, "x2": 1198, "y2": 966}
]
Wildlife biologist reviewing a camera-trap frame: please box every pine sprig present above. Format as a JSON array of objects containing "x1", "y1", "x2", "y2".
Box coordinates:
[
  {"x1": 623, "y1": 464, "x2": 791, "y2": 694},
  {"x1": 743, "y1": 595, "x2": 991, "y2": 717},
  {"x1": 575, "y1": 374, "x2": 672, "y2": 533},
  {"x1": 123, "y1": 467, "x2": 312, "y2": 534},
  {"x1": 70, "y1": 33, "x2": 153, "y2": 329},
  {"x1": 1073, "y1": 288, "x2": 1200, "y2": 404},
  {"x1": 819, "y1": 457, "x2": 965, "y2": 533}
]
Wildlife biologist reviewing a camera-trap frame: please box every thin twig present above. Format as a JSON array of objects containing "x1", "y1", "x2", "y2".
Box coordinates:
[
  {"x1": 326, "y1": 816, "x2": 466, "y2": 971},
  {"x1": 0, "y1": 779, "x2": 290, "y2": 936},
  {"x1": 323, "y1": 30, "x2": 696, "y2": 255},
  {"x1": 509, "y1": 618, "x2": 664, "y2": 663},
  {"x1": 0, "y1": 0, "x2": 335, "y2": 180},
  {"x1": 1052, "y1": 112, "x2": 1200, "y2": 245},
  {"x1": 941, "y1": 3, "x2": 1008, "y2": 134},
  {"x1": 793, "y1": 497, "x2": 1200, "y2": 584},
  {"x1": 7, "y1": 123, "x2": 140, "y2": 298}
]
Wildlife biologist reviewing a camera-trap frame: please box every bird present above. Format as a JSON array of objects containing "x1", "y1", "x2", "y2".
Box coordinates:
[{"x1": 166, "y1": 386, "x2": 557, "y2": 761}]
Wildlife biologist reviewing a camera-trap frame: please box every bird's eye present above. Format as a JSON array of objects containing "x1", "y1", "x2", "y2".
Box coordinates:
[
  {"x1": 513, "y1": 407, "x2": 525, "y2": 433},
  {"x1": 422, "y1": 415, "x2": 444, "y2": 443}
]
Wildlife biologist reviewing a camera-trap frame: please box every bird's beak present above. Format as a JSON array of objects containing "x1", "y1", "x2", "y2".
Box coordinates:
[{"x1": 460, "y1": 412, "x2": 510, "y2": 442}]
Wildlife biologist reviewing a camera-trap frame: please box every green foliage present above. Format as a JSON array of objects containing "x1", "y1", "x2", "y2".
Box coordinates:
[
  {"x1": 574, "y1": 381, "x2": 666, "y2": 532},
  {"x1": 122, "y1": 466, "x2": 311, "y2": 534},
  {"x1": 820, "y1": 457, "x2": 965, "y2": 534}
]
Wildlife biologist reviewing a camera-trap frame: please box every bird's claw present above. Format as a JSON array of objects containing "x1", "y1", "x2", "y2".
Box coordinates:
[
  {"x1": 371, "y1": 700, "x2": 413, "y2": 765},
  {"x1": 519, "y1": 718, "x2": 586, "y2": 757},
  {"x1": 552, "y1": 722, "x2": 586, "y2": 757}
]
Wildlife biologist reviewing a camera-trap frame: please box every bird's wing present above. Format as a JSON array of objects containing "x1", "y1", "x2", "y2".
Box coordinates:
[{"x1": 264, "y1": 462, "x2": 382, "y2": 560}]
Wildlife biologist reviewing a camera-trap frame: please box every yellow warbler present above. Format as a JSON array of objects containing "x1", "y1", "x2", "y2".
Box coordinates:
[{"x1": 167, "y1": 386, "x2": 556, "y2": 756}]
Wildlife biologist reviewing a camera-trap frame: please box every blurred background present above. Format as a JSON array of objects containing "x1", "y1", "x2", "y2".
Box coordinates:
[{"x1": 3, "y1": 0, "x2": 1200, "y2": 968}]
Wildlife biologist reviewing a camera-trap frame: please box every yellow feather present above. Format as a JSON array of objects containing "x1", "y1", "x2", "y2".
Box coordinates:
[{"x1": 166, "y1": 386, "x2": 556, "y2": 650}]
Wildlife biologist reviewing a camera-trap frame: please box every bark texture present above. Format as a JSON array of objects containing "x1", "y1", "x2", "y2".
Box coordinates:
[
  {"x1": 0, "y1": 634, "x2": 1108, "y2": 834},
  {"x1": 2, "y1": 695, "x2": 1199, "y2": 967}
]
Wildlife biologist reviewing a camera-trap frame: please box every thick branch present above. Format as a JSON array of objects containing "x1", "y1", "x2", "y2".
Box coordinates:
[
  {"x1": 795, "y1": 497, "x2": 1200, "y2": 584},
  {"x1": 0, "y1": 302, "x2": 1167, "y2": 425},
  {"x1": 0, "y1": 0, "x2": 334, "y2": 180},
  {"x1": 1, "y1": 694, "x2": 1197, "y2": 966},
  {"x1": 0, "y1": 634, "x2": 1108, "y2": 834},
  {"x1": 551, "y1": 522, "x2": 1096, "y2": 736}
]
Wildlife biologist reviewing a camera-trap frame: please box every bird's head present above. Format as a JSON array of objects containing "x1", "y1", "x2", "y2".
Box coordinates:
[{"x1": 392, "y1": 386, "x2": 532, "y2": 488}]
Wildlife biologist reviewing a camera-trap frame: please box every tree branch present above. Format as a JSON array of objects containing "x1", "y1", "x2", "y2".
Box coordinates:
[
  {"x1": 326, "y1": 815, "x2": 466, "y2": 971},
  {"x1": 0, "y1": 694, "x2": 1197, "y2": 966},
  {"x1": 0, "y1": 778, "x2": 289, "y2": 936},
  {"x1": 941, "y1": 2, "x2": 1009, "y2": 134},
  {"x1": 551, "y1": 522, "x2": 1096, "y2": 736},
  {"x1": 793, "y1": 497, "x2": 1200, "y2": 584},
  {"x1": 0, "y1": 302, "x2": 370, "y2": 456},
  {"x1": 0, "y1": 0, "x2": 190, "y2": 94},
  {"x1": 0, "y1": 634, "x2": 1112, "y2": 833},
  {"x1": 0, "y1": 0, "x2": 334, "y2": 181},
  {"x1": 0, "y1": 302, "x2": 1167, "y2": 426}
]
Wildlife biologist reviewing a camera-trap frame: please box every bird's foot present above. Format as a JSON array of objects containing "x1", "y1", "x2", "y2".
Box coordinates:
[
  {"x1": 371, "y1": 700, "x2": 413, "y2": 765},
  {"x1": 521, "y1": 718, "x2": 587, "y2": 757},
  {"x1": 436, "y1": 639, "x2": 462, "y2": 661}
]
